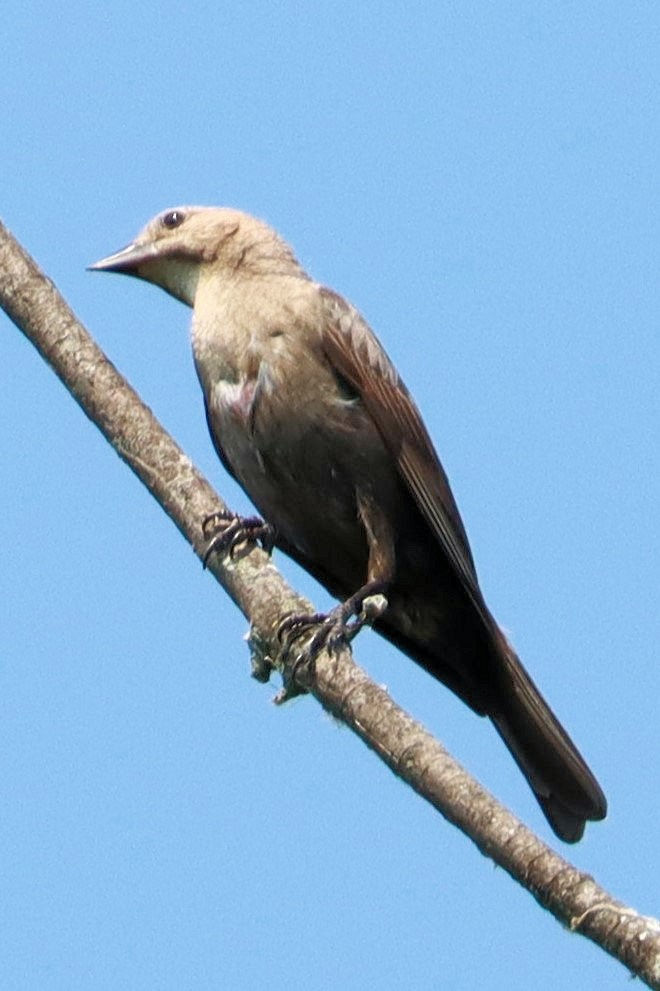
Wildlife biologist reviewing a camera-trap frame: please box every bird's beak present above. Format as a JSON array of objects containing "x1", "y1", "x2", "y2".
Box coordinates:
[{"x1": 87, "y1": 241, "x2": 157, "y2": 274}]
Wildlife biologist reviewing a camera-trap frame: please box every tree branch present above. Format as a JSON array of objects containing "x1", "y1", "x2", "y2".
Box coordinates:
[{"x1": 2, "y1": 218, "x2": 659, "y2": 989}]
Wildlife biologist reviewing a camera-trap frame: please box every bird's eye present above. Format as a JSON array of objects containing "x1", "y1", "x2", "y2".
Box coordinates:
[{"x1": 162, "y1": 210, "x2": 185, "y2": 229}]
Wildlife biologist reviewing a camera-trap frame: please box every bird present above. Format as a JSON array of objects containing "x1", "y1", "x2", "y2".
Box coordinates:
[{"x1": 89, "y1": 205, "x2": 607, "y2": 841}]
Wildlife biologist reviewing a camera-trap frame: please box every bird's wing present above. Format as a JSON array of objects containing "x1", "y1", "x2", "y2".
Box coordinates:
[{"x1": 319, "y1": 287, "x2": 494, "y2": 628}]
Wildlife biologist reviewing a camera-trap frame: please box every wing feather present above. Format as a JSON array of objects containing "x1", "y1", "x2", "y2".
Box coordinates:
[{"x1": 320, "y1": 288, "x2": 493, "y2": 630}]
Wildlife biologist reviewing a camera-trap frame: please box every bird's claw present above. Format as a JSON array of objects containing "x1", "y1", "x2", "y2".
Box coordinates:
[
  {"x1": 276, "y1": 583, "x2": 389, "y2": 664},
  {"x1": 273, "y1": 611, "x2": 333, "y2": 702},
  {"x1": 202, "y1": 510, "x2": 275, "y2": 566},
  {"x1": 276, "y1": 611, "x2": 327, "y2": 653},
  {"x1": 274, "y1": 590, "x2": 388, "y2": 701}
]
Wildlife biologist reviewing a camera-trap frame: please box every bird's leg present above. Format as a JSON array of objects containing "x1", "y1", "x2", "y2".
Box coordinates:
[
  {"x1": 276, "y1": 491, "x2": 394, "y2": 665},
  {"x1": 202, "y1": 509, "x2": 275, "y2": 565}
]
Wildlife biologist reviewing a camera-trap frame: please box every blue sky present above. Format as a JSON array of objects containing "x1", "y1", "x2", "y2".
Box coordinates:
[{"x1": 1, "y1": 3, "x2": 658, "y2": 988}]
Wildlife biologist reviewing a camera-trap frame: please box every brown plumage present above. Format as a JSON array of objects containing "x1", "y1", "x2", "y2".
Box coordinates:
[{"x1": 90, "y1": 206, "x2": 607, "y2": 841}]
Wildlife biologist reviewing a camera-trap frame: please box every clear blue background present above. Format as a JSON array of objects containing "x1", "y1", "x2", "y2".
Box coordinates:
[{"x1": 1, "y1": 4, "x2": 658, "y2": 988}]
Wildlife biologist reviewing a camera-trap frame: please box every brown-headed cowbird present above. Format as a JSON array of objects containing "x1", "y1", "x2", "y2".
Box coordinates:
[{"x1": 90, "y1": 206, "x2": 607, "y2": 841}]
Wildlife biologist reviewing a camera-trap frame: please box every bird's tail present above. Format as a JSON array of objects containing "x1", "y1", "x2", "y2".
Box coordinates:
[{"x1": 490, "y1": 635, "x2": 606, "y2": 842}]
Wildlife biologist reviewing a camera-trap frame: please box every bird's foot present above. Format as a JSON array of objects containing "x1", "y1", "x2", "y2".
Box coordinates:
[
  {"x1": 276, "y1": 581, "x2": 389, "y2": 666},
  {"x1": 273, "y1": 583, "x2": 387, "y2": 704},
  {"x1": 202, "y1": 510, "x2": 275, "y2": 565}
]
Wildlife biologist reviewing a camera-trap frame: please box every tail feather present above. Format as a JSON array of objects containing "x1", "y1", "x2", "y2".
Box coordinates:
[
  {"x1": 491, "y1": 637, "x2": 607, "y2": 843},
  {"x1": 375, "y1": 610, "x2": 606, "y2": 842}
]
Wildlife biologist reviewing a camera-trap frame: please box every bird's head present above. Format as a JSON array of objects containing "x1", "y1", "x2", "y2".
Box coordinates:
[{"x1": 89, "y1": 206, "x2": 300, "y2": 306}]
